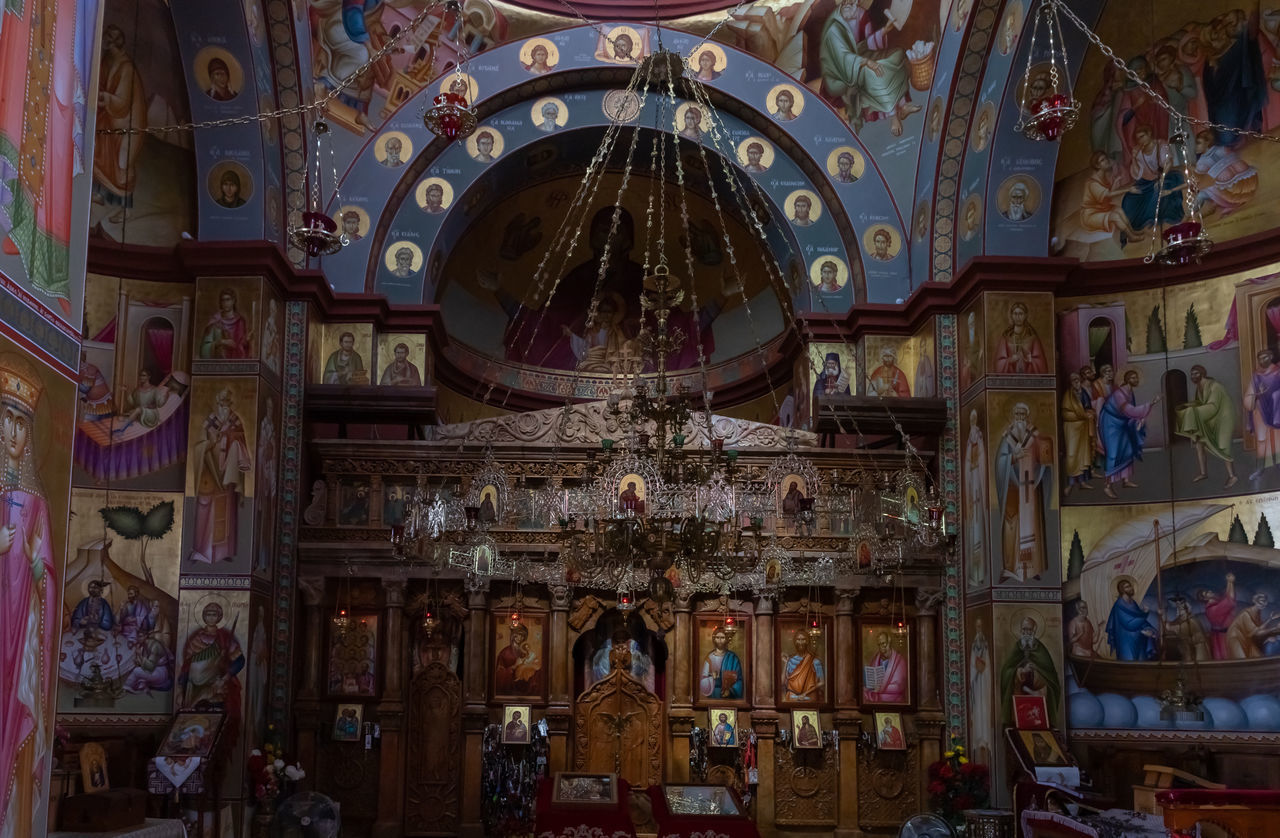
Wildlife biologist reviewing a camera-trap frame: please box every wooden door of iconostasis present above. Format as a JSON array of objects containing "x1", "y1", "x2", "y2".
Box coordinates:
[
  {"x1": 404, "y1": 659, "x2": 462, "y2": 835},
  {"x1": 571, "y1": 608, "x2": 668, "y2": 788}
]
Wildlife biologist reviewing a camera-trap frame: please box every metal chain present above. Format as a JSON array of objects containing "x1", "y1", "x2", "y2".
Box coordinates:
[
  {"x1": 1052, "y1": 0, "x2": 1280, "y2": 144},
  {"x1": 97, "y1": 2, "x2": 445, "y2": 136}
]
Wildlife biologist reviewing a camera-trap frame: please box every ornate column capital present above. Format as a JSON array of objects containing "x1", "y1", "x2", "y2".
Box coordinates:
[
  {"x1": 298, "y1": 576, "x2": 326, "y2": 607},
  {"x1": 674, "y1": 587, "x2": 696, "y2": 612},
  {"x1": 465, "y1": 573, "x2": 490, "y2": 604},
  {"x1": 548, "y1": 583, "x2": 573, "y2": 611},
  {"x1": 914, "y1": 588, "x2": 945, "y2": 616},
  {"x1": 384, "y1": 578, "x2": 406, "y2": 608},
  {"x1": 835, "y1": 587, "x2": 861, "y2": 616},
  {"x1": 755, "y1": 593, "x2": 776, "y2": 614}
]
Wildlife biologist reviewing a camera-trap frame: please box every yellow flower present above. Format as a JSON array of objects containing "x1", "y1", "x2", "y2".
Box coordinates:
[
  {"x1": 944, "y1": 750, "x2": 955, "y2": 759},
  {"x1": 959, "y1": 756, "x2": 969, "y2": 764}
]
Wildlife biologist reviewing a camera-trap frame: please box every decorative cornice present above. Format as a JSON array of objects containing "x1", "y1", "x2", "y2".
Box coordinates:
[{"x1": 1069, "y1": 729, "x2": 1280, "y2": 746}]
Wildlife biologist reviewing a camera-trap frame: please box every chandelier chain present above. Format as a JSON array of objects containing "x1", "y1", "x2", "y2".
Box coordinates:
[
  {"x1": 664, "y1": 70, "x2": 719, "y2": 444},
  {"x1": 474, "y1": 67, "x2": 648, "y2": 418},
  {"x1": 678, "y1": 74, "x2": 780, "y2": 429},
  {"x1": 1051, "y1": 0, "x2": 1280, "y2": 145}
]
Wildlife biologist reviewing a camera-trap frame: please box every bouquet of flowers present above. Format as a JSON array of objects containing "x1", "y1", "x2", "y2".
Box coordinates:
[
  {"x1": 248, "y1": 726, "x2": 305, "y2": 804},
  {"x1": 926, "y1": 739, "x2": 989, "y2": 829}
]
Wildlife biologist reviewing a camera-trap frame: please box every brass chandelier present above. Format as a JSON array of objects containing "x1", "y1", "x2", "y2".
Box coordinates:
[{"x1": 391, "y1": 41, "x2": 951, "y2": 595}]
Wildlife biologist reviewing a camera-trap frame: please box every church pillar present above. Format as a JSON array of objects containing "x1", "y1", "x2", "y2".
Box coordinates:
[
  {"x1": 833, "y1": 714, "x2": 862, "y2": 837},
  {"x1": 295, "y1": 576, "x2": 326, "y2": 782},
  {"x1": 834, "y1": 588, "x2": 862, "y2": 837},
  {"x1": 547, "y1": 584, "x2": 572, "y2": 773},
  {"x1": 916, "y1": 588, "x2": 944, "y2": 710},
  {"x1": 549, "y1": 584, "x2": 571, "y2": 703},
  {"x1": 668, "y1": 588, "x2": 695, "y2": 782},
  {"x1": 834, "y1": 588, "x2": 860, "y2": 708},
  {"x1": 464, "y1": 580, "x2": 490, "y2": 702},
  {"x1": 460, "y1": 579, "x2": 489, "y2": 836},
  {"x1": 754, "y1": 594, "x2": 776, "y2": 707},
  {"x1": 753, "y1": 715, "x2": 777, "y2": 835},
  {"x1": 672, "y1": 588, "x2": 694, "y2": 706},
  {"x1": 373, "y1": 580, "x2": 406, "y2": 838}
]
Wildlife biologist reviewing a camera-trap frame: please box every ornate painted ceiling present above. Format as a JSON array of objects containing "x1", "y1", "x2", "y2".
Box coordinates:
[{"x1": 93, "y1": 0, "x2": 1278, "y2": 318}]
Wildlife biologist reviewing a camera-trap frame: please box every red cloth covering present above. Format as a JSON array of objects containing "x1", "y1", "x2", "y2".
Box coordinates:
[
  {"x1": 645, "y1": 786, "x2": 760, "y2": 838},
  {"x1": 534, "y1": 777, "x2": 636, "y2": 838}
]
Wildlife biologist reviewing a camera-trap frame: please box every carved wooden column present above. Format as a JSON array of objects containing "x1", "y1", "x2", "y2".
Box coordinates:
[
  {"x1": 754, "y1": 594, "x2": 776, "y2": 707},
  {"x1": 460, "y1": 578, "x2": 489, "y2": 836},
  {"x1": 915, "y1": 588, "x2": 944, "y2": 711},
  {"x1": 668, "y1": 588, "x2": 696, "y2": 782},
  {"x1": 753, "y1": 714, "x2": 777, "y2": 834},
  {"x1": 834, "y1": 587, "x2": 861, "y2": 837},
  {"x1": 464, "y1": 579, "x2": 489, "y2": 703},
  {"x1": 833, "y1": 716, "x2": 862, "y2": 838},
  {"x1": 373, "y1": 579, "x2": 406, "y2": 838},
  {"x1": 834, "y1": 588, "x2": 859, "y2": 708},
  {"x1": 295, "y1": 578, "x2": 326, "y2": 780},
  {"x1": 672, "y1": 588, "x2": 694, "y2": 706},
  {"x1": 546, "y1": 584, "x2": 572, "y2": 774}
]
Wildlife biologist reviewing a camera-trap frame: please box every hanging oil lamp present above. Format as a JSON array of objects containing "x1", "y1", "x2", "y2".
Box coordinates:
[
  {"x1": 424, "y1": 67, "x2": 477, "y2": 142},
  {"x1": 1150, "y1": 117, "x2": 1212, "y2": 266},
  {"x1": 510, "y1": 590, "x2": 525, "y2": 629},
  {"x1": 288, "y1": 118, "x2": 345, "y2": 257},
  {"x1": 332, "y1": 563, "x2": 355, "y2": 640},
  {"x1": 617, "y1": 586, "x2": 636, "y2": 611},
  {"x1": 1016, "y1": 0, "x2": 1079, "y2": 141}
]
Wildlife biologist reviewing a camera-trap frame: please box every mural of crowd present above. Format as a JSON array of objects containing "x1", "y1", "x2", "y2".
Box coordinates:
[{"x1": 1055, "y1": 6, "x2": 1278, "y2": 260}]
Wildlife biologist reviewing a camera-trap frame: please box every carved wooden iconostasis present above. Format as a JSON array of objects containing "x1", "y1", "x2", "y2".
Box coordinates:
[{"x1": 293, "y1": 412, "x2": 953, "y2": 837}]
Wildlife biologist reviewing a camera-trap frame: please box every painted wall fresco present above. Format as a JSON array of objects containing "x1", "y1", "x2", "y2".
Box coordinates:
[
  {"x1": 321, "y1": 28, "x2": 907, "y2": 309},
  {"x1": 75, "y1": 274, "x2": 193, "y2": 492},
  {"x1": 0, "y1": 342, "x2": 76, "y2": 838},
  {"x1": 435, "y1": 174, "x2": 786, "y2": 377},
  {"x1": 194, "y1": 277, "x2": 260, "y2": 362},
  {"x1": 1053, "y1": 1, "x2": 1280, "y2": 261},
  {"x1": 988, "y1": 389, "x2": 1059, "y2": 586},
  {"x1": 1053, "y1": 268, "x2": 1280, "y2": 732},
  {"x1": 316, "y1": 322, "x2": 375, "y2": 385},
  {"x1": 985, "y1": 291, "x2": 1054, "y2": 378},
  {"x1": 965, "y1": 605, "x2": 996, "y2": 768},
  {"x1": 174, "y1": 587, "x2": 250, "y2": 780},
  {"x1": 961, "y1": 399, "x2": 989, "y2": 590},
  {"x1": 57, "y1": 488, "x2": 182, "y2": 715},
  {"x1": 859, "y1": 329, "x2": 934, "y2": 399},
  {"x1": 0, "y1": 0, "x2": 100, "y2": 330},
  {"x1": 182, "y1": 377, "x2": 259, "y2": 573},
  {"x1": 1062, "y1": 491, "x2": 1280, "y2": 731},
  {"x1": 89, "y1": 0, "x2": 197, "y2": 247},
  {"x1": 254, "y1": 386, "x2": 280, "y2": 577},
  {"x1": 376, "y1": 331, "x2": 430, "y2": 387},
  {"x1": 307, "y1": 0, "x2": 509, "y2": 139},
  {"x1": 1054, "y1": 271, "x2": 1280, "y2": 505}
]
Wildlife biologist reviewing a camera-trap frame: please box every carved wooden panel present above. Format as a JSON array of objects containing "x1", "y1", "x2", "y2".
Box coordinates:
[
  {"x1": 774, "y1": 742, "x2": 837, "y2": 827},
  {"x1": 405, "y1": 661, "x2": 462, "y2": 835},
  {"x1": 857, "y1": 746, "x2": 920, "y2": 832},
  {"x1": 316, "y1": 741, "x2": 379, "y2": 823},
  {"x1": 573, "y1": 669, "x2": 663, "y2": 789}
]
